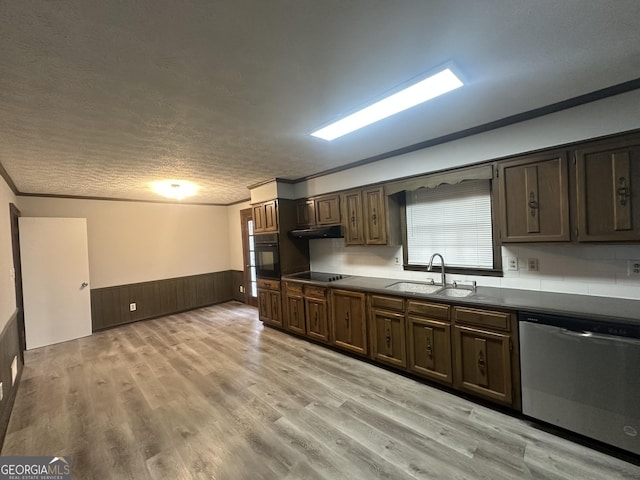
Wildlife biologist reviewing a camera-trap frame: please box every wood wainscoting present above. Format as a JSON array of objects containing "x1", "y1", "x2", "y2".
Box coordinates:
[
  {"x1": 91, "y1": 270, "x2": 246, "y2": 331},
  {"x1": 0, "y1": 310, "x2": 23, "y2": 449}
]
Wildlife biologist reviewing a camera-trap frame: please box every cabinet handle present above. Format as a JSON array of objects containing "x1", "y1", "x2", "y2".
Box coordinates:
[
  {"x1": 345, "y1": 311, "x2": 350, "y2": 327},
  {"x1": 618, "y1": 177, "x2": 631, "y2": 206},
  {"x1": 385, "y1": 329, "x2": 391, "y2": 347},
  {"x1": 426, "y1": 339, "x2": 433, "y2": 358},
  {"x1": 478, "y1": 351, "x2": 486, "y2": 375},
  {"x1": 528, "y1": 192, "x2": 538, "y2": 217}
]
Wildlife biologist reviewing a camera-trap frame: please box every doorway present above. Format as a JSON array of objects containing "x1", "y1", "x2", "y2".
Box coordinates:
[
  {"x1": 240, "y1": 208, "x2": 258, "y2": 306},
  {"x1": 9, "y1": 204, "x2": 25, "y2": 361}
]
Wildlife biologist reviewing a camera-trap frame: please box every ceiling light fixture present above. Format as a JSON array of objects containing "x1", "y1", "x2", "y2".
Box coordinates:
[
  {"x1": 310, "y1": 67, "x2": 464, "y2": 141},
  {"x1": 151, "y1": 180, "x2": 199, "y2": 200}
]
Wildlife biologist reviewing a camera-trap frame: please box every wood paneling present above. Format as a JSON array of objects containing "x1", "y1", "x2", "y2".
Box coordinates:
[
  {"x1": 0, "y1": 311, "x2": 23, "y2": 448},
  {"x1": 90, "y1": 270, "x2": 238, "y2": 331}
]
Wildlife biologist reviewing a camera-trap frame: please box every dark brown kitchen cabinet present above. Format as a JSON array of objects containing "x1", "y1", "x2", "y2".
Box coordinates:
[
  {"x1": 284, "y1": 282, "x2": 305, "y2": 334},
  {"x1": 363, "y1": 187, "x2": 388, "y2": 244},
  {"x1": 342, "y1": 190, "x2": 365, "y2": 245},
  {"x1": 575, "y1": 136, "x2": 640, "y2": 242},
  {"x1": 330, "y1": 289, "x2": 367, "y2": 355},
  {"x1": 342, "y1": 186, "x2": 390, "y2": 245},
  {"x1": 370, "y1": 295, "x2": 406, "y2": 368},
  {"x1": 498, "y1": 152, "x2": 570, "y2": 242},
  {"x1": 407, "y1": 300, "x2": 452, "y2": 385},
  {"x1": 305, "y1": 285, "x2": 329, "y2": 343},
  {"x1": 253, "y1": 200, "x2": 278, "y2": 233},
  {"x1": 257, "y1": 278, "x2": 282, "y2": 327},
  {"x1": 295, "y1": 199, "x2": 315, "y2": 227},
  {"x1": 315, "y1": 194, "x2": 341, "y2": 225},
  {"x1": 452, "y1": 306, "x2": 515, "y2": 406}
]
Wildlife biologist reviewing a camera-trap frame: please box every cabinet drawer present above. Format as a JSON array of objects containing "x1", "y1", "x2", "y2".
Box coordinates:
[
  {"x1": 453, "y1": 307, "x2": 510, "y2": 331},
  {"x1": 285, "y1": 282, "x2": 304, "y2": 295},
  {"x1": 407, "y1": 300, "x2": 449, "y2": 321},
  {"x1": 305, "y1": 285, "x2": 327, "y2": 299},
  {"x1": 371, "y1": 295, "x2": 404, "y2": 312},
  {"x1": 258, "y1": 279, "x2": 280, "y2": 291}
]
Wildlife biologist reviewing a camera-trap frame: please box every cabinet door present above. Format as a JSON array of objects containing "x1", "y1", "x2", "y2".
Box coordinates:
[
  {"x1": 499, "y1": 154, "x2": 570, "y2": 242},
  {"x1": 342, "y1": 191, "x2": 365, "y2": 245},
  {"x1": 263, "y1": 290, "x2": 282, "y2": 327},
  {"x1": 296, "y1": 200, "x2": 315, "y2": 227},
  {"x1": 252, "y1": 204, "x2": 266, "y2": 233},
  {"x1": 407, "y1": 316, "x2": 452, "y2": 385},
  {"x1": 257, "y1": 288, "x2": 271, "y2": 322},
  {"x1": 286, "y1": 295, "x2": 305, "y2": 334},
  {"x1": 263, "y1": 200, "x2": 279, "y2": 232},
  {"x1": 576, "y1": 139, "x2": 640, "y2": 241},
  {"x1": 370, "y1": 309, "x2": 406, "y2": 368},
  {"x1": 331, "y1": 290, "x2": 367, "y2": 355},
  {"x1": 305, "y1": 298, "x2": 329, "y2": 343},
  {"x1": 316, "y1": 195, "x2": 341, "y2": 225},
  {"x1": 363, "y1": 187, "x2": 388, "y2": 245},
  {"x1": 453, "y1": 325, "x2": 512, "y2": 405}
]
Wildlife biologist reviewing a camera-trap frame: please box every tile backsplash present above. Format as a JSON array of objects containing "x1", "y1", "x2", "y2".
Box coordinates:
[{"x1": 309, "y1": 239, "x2": 640, "y2": 300}]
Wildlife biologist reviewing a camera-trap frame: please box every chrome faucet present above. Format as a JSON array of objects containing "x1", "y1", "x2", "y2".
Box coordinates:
[{"x1": 427, "y1": 253, "x2": 446, "y2": 286}]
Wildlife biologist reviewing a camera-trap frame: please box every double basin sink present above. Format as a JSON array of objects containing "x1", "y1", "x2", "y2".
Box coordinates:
[{"x1": 385, "y1": 281, "x2": 475, "y2": 298}]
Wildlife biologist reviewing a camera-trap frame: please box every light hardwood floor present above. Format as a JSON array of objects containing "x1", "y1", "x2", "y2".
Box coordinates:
[{"x1": 2, "y1": 302, "x2": 639, "y2": 479}]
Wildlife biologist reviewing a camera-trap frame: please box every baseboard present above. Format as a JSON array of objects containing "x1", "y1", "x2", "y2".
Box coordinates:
[
  {"x1": 91, "y1": 270, "x2": 246, "y2": 330},
  {"x1": 0, "y1": 310, "x2": 24, "y2": 450}
]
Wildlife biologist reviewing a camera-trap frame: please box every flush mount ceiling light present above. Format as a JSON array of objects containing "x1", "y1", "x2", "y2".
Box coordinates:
[
  {"x1": 311, "y1": 67, "x2": 464, "y2": 141},
  {"x1": 151, "y1": 180, "x2": 199, "y2": 200}
]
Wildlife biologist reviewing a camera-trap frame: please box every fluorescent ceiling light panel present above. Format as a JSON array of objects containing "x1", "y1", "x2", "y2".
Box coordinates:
[
  {"x1": 311, "y1": 68, "x2": 463, "y2": 141},
  {"x1": 151, "y1": 180, "x2": 199, "y2": 200}
]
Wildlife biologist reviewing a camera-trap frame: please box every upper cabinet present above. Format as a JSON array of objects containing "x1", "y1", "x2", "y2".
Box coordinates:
[
  {"x1": 253, "y1": 200, "x2": 278, "y2": 233},
  {"x1": 498, "y1": 153, "x2": 570, "y2": 242},
  {"x1": 342, "y1": 186, "x2": 392, "y2": 246},
  {"x1": 575, "y1": 136, "x2": 640, "y2": 242},
  {"x1": 295, "y1": 194, "x2": 341, "y2": 228}
]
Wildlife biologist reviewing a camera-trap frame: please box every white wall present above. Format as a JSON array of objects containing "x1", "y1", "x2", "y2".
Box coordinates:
[
  {"x1": 0, "y1": 178, "x2": 17, "y2": 331},
  {"x1": 305, "y1": 90, "x2": 640, "y2": 301},
  {"x1": 18, "y1": 197, "x2": 231, "y2": 289},
  {"x1": 295, "y1": 89, "x2": 640, "y2": 198},
  {"x1": 310, "y1": 241, "x2": 640, "y2": 300},
  {"x1": 227, "y1": 201, "x2": 251, "y2": 271}
]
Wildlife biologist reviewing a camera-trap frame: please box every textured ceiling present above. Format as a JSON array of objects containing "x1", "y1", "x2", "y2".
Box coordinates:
[{"x1": 1, "y1": 0, "x2": 640, "y2": 204}]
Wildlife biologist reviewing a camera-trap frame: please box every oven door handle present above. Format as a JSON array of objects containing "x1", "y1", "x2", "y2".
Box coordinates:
[{"x1": 561, "y1": 328, "x2": 640, "y2": 345}]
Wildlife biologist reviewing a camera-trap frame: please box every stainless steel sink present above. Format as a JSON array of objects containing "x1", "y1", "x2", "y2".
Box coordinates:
[
  {"x1": 385, "y1": 281, "x2": 443, "y2": 294},
  {"x1": 437, "y1": 287, "x2": 475, "y2": 298}
]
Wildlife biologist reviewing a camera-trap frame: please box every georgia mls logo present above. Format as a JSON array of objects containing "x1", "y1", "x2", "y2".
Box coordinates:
[{"x1": 0, "y1": 455, "x2": 72, "y2": 480}]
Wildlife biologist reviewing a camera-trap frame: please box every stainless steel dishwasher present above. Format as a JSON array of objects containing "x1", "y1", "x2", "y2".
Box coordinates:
[{"x1": 519, "y1": 311, "x2": 640, "y2": 455}]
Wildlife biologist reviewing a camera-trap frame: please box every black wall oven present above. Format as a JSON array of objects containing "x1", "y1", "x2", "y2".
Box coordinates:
[{"x1": 254, "y1": 233, "x2": 280, "y2": 279}]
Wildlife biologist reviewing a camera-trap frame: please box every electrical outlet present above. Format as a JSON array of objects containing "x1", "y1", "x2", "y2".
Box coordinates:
[
  {"x1": 628, "y1": 260, "x2": 640, "y2": 277},
  {"x1": 11, "y1": 356, "x2": 17, "y2": 385},
  {"x1": 528, "y1": 258, "x2": 539, "y2": 271},
  {"x1": 239, "y1": 285, "x2": 245, "y2": 293},
  {"x1": 129, "y1": 302, "x2": 137, "y2": 312},
  {"x1": 395, "y1": 257, "x2": 400, "y2": 264},
  {"x1": 507, "y1": 257, "x2": 518, "y2": 271}
]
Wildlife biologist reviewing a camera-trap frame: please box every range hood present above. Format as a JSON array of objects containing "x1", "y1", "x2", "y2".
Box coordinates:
[{"x1": 288, "y1": 225, "x2": 343, "y2": 239}]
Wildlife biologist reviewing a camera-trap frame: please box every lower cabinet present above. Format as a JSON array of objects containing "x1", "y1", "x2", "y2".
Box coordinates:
[
  {"x1": 284, "y1": 282, "x2": 306, "y2": 334},
  {"x1": 305, "y1": 286, "x2": 330, "y2": 343},
  {"x1": 257, "y1": 278, "x2": 282, "y2": 328},
  {"x1": 370, "y1": 295, "x2": 406, "y2": 368},
  {"x1": 452, "y1": 306, "x2": 516, "y2": 406},
  {"x1": 330, "y1": 289, "x2": 367, "y2": 355},
  {"x1": 406, "y1": 300, "x2": 452, "y2": 385}
]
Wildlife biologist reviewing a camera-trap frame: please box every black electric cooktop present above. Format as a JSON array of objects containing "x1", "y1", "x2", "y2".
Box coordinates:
[{"x1": 289, "y1": 271, "x2": 348, "y2": 282}]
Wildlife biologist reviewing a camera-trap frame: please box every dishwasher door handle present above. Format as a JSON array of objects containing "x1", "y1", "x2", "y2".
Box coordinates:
[{"x1": 561, "y1": 328, "x2": 640, "y2": 346}]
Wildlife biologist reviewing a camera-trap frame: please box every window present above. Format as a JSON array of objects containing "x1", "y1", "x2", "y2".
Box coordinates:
[{"x1": 404, "y1": 179, "x2": 496, "y2": 270}]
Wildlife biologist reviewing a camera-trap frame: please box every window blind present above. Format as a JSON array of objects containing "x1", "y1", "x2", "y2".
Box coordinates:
[{"x1": 406, "y1": 179, "x2": 494, "y2": 269}]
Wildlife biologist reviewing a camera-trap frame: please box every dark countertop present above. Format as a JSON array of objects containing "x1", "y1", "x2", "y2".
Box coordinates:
[{"x1": 283, "y1": 273, "x2": 640, "y2": 325}]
